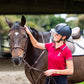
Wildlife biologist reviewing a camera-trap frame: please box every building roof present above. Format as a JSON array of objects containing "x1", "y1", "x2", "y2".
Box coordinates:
[{"x1": 0, "y1": 0, "x2": 84, "y2": 14}]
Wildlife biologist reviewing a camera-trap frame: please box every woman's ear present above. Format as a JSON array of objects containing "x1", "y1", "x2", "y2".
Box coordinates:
[{"x1": 62, "y1": 36, "x2": 66, "y2": 40}]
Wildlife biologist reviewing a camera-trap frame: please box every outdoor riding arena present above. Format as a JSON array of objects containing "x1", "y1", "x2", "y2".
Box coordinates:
[{"x1": 0, "y1": 58, "x2": 31, "y2": 84}]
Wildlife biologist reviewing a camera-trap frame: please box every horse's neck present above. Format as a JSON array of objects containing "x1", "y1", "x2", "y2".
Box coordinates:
[
  {"x1": 39, "y1": 32, "x2": 51, "y2": 43},
  {"x1": 25, "y1": 31, "x2": 50, "y2": 66}
]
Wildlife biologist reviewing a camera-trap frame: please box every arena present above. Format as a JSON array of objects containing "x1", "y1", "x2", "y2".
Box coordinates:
[{"x1": 0, "y1": 58, "x2": 31, "y2": 84}]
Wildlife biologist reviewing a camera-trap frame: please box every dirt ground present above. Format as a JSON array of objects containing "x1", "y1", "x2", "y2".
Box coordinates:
[{"x1": 0, "y1": 58, "x2": 31, "y2": 84}]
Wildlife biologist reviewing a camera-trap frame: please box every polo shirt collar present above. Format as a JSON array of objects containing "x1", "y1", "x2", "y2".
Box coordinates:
[
  {"x1": 52, "y1": 42, "x2": 66, "y2": 50},
  {"x1": 59, "y1": 43, "x2": 66, "y2": 50}
]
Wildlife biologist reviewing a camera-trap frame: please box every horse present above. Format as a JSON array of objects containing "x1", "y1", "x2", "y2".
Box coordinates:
[{"x1": 6, "y1": 16, "x2": 84, "y2": 84}]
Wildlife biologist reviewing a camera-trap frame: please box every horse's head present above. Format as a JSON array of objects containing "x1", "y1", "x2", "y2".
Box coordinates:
[{"x1": 6, "y1": 16, "x2": 29, "y2": 66}]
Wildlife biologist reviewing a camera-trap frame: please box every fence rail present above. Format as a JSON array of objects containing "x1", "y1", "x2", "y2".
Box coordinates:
[{"x1": 0, "y1": 35, "x2": 11, "y2": 58}]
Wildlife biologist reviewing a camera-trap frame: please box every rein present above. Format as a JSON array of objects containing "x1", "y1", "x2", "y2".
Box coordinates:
[
  {"x1": 23, "y1": 32, "x2": 46, "y2": 84},
  {"x1": 23, "y1": 31, "x2": 57, "y2": 84},
  {"x1": 9, "y1": 28, "x2": 56, "y2": 84}
]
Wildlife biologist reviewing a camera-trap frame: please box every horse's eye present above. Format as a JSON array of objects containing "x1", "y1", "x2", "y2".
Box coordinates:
[{"x1": 23, "y1": 35, "x2": 26, "y2": 38}]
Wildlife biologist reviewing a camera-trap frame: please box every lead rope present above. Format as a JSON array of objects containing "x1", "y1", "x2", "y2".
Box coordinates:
[
  {"x1": 35, "y1": 32, "x2": 46, "y2": 84},
  {"x1": 31, "y1": 32, "x2": 46, "y2": 84},
  {"x1": 23, "y1": 32, "x2": 46, "y2": 84},
  {"x1": 23, "y1": 34, "x2": 35, "y2": 84}
]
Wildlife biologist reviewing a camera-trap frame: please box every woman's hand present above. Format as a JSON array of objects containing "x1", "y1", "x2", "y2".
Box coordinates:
[
  {"x1": 24, "y1": 25, "x2": 31, "y2": 35},
  {"x1": 44, "y1": 69, "x2": 55, "y2": 76}
]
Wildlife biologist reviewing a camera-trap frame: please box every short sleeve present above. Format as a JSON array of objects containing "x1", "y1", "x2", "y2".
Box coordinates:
[
  {"x1": 45, "y1": 43, "x2": 52, "y2": 51},
  {"x1": 65, "y1": 49, "x2": 72, "y2": 61}
]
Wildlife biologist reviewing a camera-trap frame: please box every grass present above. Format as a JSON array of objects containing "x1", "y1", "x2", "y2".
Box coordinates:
[{"x1": 76, "y1": 82, "x2": 84, "y2": 84}]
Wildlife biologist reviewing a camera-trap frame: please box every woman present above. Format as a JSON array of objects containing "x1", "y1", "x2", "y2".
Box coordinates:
[{"x1": 25, "y1": 23, "x2": 74, "y2": 84}]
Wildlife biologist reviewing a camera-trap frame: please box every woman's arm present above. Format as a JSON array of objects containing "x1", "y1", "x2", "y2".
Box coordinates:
[
  {"x1": 25, "y1": 26, "x2": 45, "y2": 50},
  {"x1": 56, "y1": 60, "x2": 74, "y2": 75},
  {"x1": 44, "y1": 60, "x2": 74, "y2": 76}
]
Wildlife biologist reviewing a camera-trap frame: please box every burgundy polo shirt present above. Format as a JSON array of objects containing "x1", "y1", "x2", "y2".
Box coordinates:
[{"x1": 45, "y1": 42, "x2": 72, "y2": 76}]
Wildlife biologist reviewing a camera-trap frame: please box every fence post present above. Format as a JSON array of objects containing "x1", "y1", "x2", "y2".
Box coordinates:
[{"x1": 0, "y1": 34, "x2": 4, "y2": 57}]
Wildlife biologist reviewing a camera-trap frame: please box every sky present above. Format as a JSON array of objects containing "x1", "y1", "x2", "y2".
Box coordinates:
[
  {"x1": 55, "y1": 14, "x2": 77, "y2": 22},
  {"x1": 55, "y1": 14, "x2": 67, "y2": 19}
]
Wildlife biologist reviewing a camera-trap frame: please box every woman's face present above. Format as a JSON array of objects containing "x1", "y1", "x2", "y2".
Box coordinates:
[{"x1": 53, "y1": 33, "x2": 62, "y2": 42}]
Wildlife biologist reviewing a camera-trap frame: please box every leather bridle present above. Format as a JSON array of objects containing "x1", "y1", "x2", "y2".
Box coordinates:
[
  {"x1": 9, "y1": 28, "x2": 56, "y2": 84},
  {"x1": 9, "y1": 28, "x2": 46, "y2": 84},
  {"x1": 9, "y1": 28, "x2": 28, "y2": 55}
]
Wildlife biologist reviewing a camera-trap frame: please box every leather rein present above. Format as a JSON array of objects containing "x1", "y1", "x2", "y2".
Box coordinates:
[
  {"x1": 22, "y1": 30, "x2": 56, "y2": 84},
  {"x1": 9, "y1": 28, "x2": 57, "y2": 84},
  {"x1": 23, "y1": 31, "x2": 46, "y2": 84},
  {"x1": 9, "y1": 28, "x2": 46, "y2": 84}
]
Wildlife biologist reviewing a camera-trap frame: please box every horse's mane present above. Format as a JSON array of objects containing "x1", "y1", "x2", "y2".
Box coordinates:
[
  {"x1": 29, "y1": 27, "x2": 39, "y2": 37},
  {"x1": 30, "y1": 27, "x2": 38, "y2": 33}
]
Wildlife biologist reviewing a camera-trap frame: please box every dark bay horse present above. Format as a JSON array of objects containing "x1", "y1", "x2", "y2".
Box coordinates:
[{"x1": 6, "y1": 16, "x2": 84, "y2": 84}]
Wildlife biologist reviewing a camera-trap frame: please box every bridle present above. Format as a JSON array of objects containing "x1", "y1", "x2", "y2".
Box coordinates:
[
  {"x1": 9, "y1": 27, "x2": 45, "y2": 84},
  {"x1": 9, "y1": 27, "x2": 57, "y2": 84},
  {"x1": 9, "y1": 28, "x2": 28, "y2": 56}
]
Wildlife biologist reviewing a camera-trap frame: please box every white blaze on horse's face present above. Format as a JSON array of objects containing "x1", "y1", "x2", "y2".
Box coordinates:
[{"x1": 15, "y1": 32, "x2": 19, "y2": 36}]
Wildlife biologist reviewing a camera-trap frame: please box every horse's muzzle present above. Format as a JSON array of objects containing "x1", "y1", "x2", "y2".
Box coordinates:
[{"x1": 11, "y1": 56, "x2": 23, "y2": 66}]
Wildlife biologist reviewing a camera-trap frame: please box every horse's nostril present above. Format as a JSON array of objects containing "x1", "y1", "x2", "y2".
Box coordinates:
[
  {"x1": 12, "y1": 57, "x2": 22, "y2": 65},
  {"x1": 19, "y1": 57, "x2": 23, "y2": 60}
]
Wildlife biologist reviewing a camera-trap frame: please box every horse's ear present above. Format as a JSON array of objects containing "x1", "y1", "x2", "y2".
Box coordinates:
[
  {"x1": 20, "y1": 16, "x2": 26, "y2": 27},
  {"x1": 5, "y1": 17, "x2": 13, "y2": 28}
]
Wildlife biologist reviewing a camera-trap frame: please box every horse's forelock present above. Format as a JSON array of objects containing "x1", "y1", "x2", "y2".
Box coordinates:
[{"x1": 12, "y1": 21, "x2": 21, "y2": 30}]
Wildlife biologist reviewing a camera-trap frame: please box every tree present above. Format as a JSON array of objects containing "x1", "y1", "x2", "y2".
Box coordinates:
[
  {"x1": 77, "y1": 15, "x2": 84, "y2": 30},
  {"x1": 24, "y1": 15, "x2": 65, "y2": 31},
  {"x1": 0, "y1": 15, "x2": 65, "y2": 35},
  {"x1": 42, "y1": 15, "x2": 65, "y2": 31}
]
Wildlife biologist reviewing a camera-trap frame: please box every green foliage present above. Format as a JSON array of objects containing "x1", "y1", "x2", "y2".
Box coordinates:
[
  {"x1": 0, "y1": 15, "x2": 43, "y2": 35},
  {"x1": 26, "y1": 21, "x2": 37, "y2": 28},
  {"x1": 77, "y1": 15, "x2": 84, "y2": 30},
  {"x1": 41, "y1": 16, "x2": 65, "y2": 31},
  {"x1": 67, "y1": 14, "x2": 77, "y2": 18},
  {"x1": 65, "y1": 14, "x2": 84, "y2": 30},
  {"x1": 66, "y1": 21, "x2": 78, "y2": 29},
  {"x1": 24, "y1": 15, "x2": 65, "y2": 31},
  {"x1": 0, "y1": 15, "x2": 9, "y2": 35},
  {"x1": 0, "y1": 15, "x2": 65, "y2": 35},
  {"x1": 76, "y1": 82, "x2": 84, "y2": 84},
  {"x1": 0, "y1": 15, "x2": 21, "y2": 35},
  {"x1": 26, "y1": 21, "x2": 45, "y2": 32}
]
